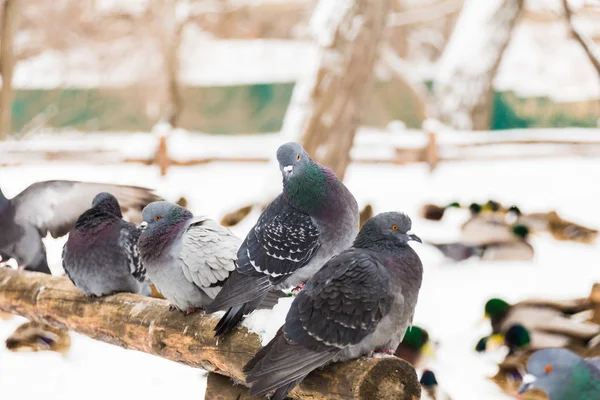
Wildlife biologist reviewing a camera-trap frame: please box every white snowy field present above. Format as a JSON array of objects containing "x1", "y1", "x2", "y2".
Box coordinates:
[{"x1": 1, "y1": 151, "x2": 599, "y2": 400}]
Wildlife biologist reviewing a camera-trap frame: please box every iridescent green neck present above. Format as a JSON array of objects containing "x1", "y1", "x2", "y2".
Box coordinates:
[{"x1": 283, "y1": 163, "x2": 337, "y2": 215}]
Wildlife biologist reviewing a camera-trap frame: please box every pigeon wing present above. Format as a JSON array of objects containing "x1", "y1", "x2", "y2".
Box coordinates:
[
  {"x1": 284, "y1": 248, "x2": 395, "y2": 351},
  {"x1": 12, "y1": 180, "x2": 159, "y2": 238},
  {"x1": 178, "y1": 216, "x2": 240, "y2": 298},
  {"x1": 237, "y1": 195, "x2": 321, "y2": 284}
]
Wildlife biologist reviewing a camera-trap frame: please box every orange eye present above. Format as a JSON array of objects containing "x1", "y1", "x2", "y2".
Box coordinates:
[
  {"x1": 296, "y1": 153, "x2": 301, "y2": 161},
  {"x1": 392, "y1": 224, "x2": 399, "y2": 231},
  {"x1": 544, "y1": 364, "x2": 553, "y2": 374},
  {"x1": 155, "y1": 216, "x2": 162, "y2": 221}
]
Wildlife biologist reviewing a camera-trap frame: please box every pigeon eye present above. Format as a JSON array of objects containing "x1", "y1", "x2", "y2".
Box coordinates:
[
  {"x1": 155, "y1": 216, "x2": 162, "y2": 221},
  {"x1": 392, "y1": 224, "x2": 399, "y2": 231},
  {"x1": 544, "y1": 364, "x2": 553, "y2": 374},
  {"x1": 296, "y1": 153, "x2": 301, "y2": 161}
]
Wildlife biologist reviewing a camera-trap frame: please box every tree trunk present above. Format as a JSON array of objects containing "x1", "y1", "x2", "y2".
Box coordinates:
[
  {"x1": 433, "y1": 0, "x2": 524, "y2": 130},
  {"x1": 165, "y1": 25, "x2": 183, "y2": 128},
  {"x1": 0, "y1": 269, "x2": 422, "y2": 400},
  {"x1": 287, "y1": 0, "x2": 391, "y2": 181},
  {"x1": 0, "y1": 0, "x2": 17, "y2": 139}
]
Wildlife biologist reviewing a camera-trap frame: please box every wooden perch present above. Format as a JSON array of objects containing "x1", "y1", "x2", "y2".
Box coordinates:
[{"x1": 0, "y1": 269, "x2": 421, "y2": 400}]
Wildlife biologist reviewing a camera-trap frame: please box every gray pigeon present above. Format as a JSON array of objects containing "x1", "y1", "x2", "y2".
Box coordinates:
[
  {"x1": 206, "y1": 142, "x2": 359, "y2": 336},
  {"x1": 243, "y1": 212, "x2": 423, "y2": 400},
  {"x1": 519, "y1": 348, "x2": 600, "y2": 399},
  {"x1": 0, "y1": 180, "x2": 159, "y2": 274},
  {"x1": 62, "y1": 193, "x2": 147, "y2": 296},
  {"x1": 138, "y1": 201, "x2": 239, "y2": 314}
]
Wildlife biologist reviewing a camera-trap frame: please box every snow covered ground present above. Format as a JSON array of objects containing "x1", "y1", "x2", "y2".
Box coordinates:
[{"x1": 1, "y1": 148, "x2": 599, "y2": 399}]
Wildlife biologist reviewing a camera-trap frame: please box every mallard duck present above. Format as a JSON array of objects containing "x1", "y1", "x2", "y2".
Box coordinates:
[
  {"x1": 506, "y1": 206, "x2": 551, "y2": 233},
  {"x1": 220, "y1": 204, "x2": 254, "y2": 227},
  {"x1": 420, "y1": 370, "x2": 452, "y2": 400},
  {"x1": 419, "y1": 202, "x2": 461, "y2": 221},
  {"x1": 430, "y1": 225, "x2": 534, "y2": 262},
  {"x1": 394, "y1": 326, "x2": 434, "y2": 367},
  {"x1": 5, "y1": 321, "x2": 71, "y2": 354},
  {"x1": 547, "y1": 211, "x2": 598, "y2": 244},
  {"x1": 460, "y1": 206, "x2": 515, "y2": 244},
  {"x1": 359, "y1": 204, "x2": 373, "y2": 228},
  {"x1": 484, "y1": 297, "x2": 599, "y2": 338},
  {"x1": 175, "y1": 196, "x2": 188, "y2": 208}
]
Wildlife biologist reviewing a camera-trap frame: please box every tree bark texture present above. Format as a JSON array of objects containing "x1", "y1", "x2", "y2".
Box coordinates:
[
  {"x1": 295, "y1": 0, "x2": 391, "y2": 181},
  {"x1": 0, "y1": 269, "x2": 421, "y2": 400},
  {"x1": 433, "y1": 0, "x2": 524, "y2": 130},
  {"x1": 0, "y1": 0, "x2": 17, "y2": 139}
]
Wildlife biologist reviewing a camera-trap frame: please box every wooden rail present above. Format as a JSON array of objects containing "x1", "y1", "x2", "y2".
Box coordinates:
[{"x1": 0, "y1": 269, "x2": 421, "y2": 400}]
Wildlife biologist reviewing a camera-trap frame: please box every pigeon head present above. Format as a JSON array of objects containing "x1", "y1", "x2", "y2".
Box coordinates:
[
  {"x1": 504, "y1": 324, "x2": 531, "y2": 352},
  {"x1": 484, "y1": 298, "x2": 510, "y2": 320},
  {"x1": 91, "y1": 192, "x2": 122, "y2": 217},
  {"x1": 419, "y1": 370, "x2": 438, "y2": 388},
  {"x1": 511, "y1": 224, "x2": 530, "y2": 239},
  {"x1": 519, "y1": 348, "x2": 585, "y2": 396},
  {"x1": 141, "y1": 201, "x2": 193, "y2": 232},
  {"x1": 276, "y1": 142, "x2": 312, "y2": 182},
  {"x1": 354, "y1": 212, "x2": 421, "y2": 249},
  {"x1": 400, "y1": 326, "x2": 429, "y2": 351}
]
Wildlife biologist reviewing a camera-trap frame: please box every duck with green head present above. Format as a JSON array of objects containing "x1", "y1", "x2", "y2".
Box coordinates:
[
  {"x1": 394, "y1": 325, "x2": 434, "y2": 367},
  {"x1": 483, "y1": 297, "x2": 600, "y2": 340},
  {"x1": 476, "y1": 324, "x2": 531, "y2": 354}
]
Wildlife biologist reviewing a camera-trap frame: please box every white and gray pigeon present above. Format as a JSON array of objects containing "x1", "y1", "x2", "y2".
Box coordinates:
[
  {"x1": 206, "y1": 142, "x2": 359, "y2": 336},
  {"x1": 0, "y1": 180, "x2": 159, "y2": 274},
  {"x1": 138, "y1": 201, "x2": 239, "y2": 314},
  {"x1": 243, "y1": 212, "x2": 423, "y2": 400},
  {"x1": 62, "y1": 193, "x2": 148, "y2": 296},
  {"x1": 519, "y1": 348, "x2": 600, "y2": 400}
]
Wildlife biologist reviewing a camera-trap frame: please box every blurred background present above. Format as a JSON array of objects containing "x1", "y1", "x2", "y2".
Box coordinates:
[{"x1": 0, "y1": 0, "x2": 599, "y2": 399}]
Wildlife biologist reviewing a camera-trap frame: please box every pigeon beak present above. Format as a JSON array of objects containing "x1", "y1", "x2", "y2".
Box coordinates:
[
  {"x1": 518, "y1": 374, "x2": 536, "y2": 394},
  {"x1": 282, "y1": 165, "x2": 294, "y2": 179},
  {"x1": 139, "y1": 221, "x2": 148, "y2": 231},
  {"x1": 408, "y1": 233, "x2": 422, "y2": 243}
]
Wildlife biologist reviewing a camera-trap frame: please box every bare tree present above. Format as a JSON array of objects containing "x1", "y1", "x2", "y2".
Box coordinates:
[
  {"x1": 283, "y1": 0, "x2": 391, "y2": 180},
  {"x1": 433, "y1": 0, "x2": 524, "y2": 130},
  {"x1": 562, "y1": 0, "x2": 600, "y2": 76}
]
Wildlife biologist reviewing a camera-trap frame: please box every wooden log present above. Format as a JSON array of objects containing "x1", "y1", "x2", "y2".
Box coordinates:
[{"x1": 0, "y1": 269, "x2": 421, "y2": 400}]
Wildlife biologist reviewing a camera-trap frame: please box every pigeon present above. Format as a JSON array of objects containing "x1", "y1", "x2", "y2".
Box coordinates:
[
  {"x1": 206, "y1": 142, "x2": 359, "y2": 336},
  {"x1": 484, "y1": 297, "x2": 599, "y2": 338},
  {"x1": 420, "y1": 370, "x2": 452, "y2": 400},
  {"x1": 138, "y1": 201, "x2": 239, "y2": 313},
  {"x1": 243, "y1": 212, "x2": 423, "y2": 400},
  {"x1": 429, "y1": 224, "x2": 534, "y2": 262},
  {"x1": 62, "y1": 193, "x2": 148, "y2": 297},
  {"x1": 518, "y1": 348, "x2": 600, "y2": 399},
  {"x1": 0, "y1": 180, "x2": 159, "y2": 274}
]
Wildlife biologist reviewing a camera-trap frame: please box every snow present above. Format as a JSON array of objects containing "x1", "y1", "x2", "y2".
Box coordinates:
[{"x1": 2, "y1": 133, "x2": 600, "y2": 399}]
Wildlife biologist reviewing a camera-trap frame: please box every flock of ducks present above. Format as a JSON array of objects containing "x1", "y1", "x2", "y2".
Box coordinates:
[{"x1": 421, "y1": 200, "x2": 597, "y2": 262}]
